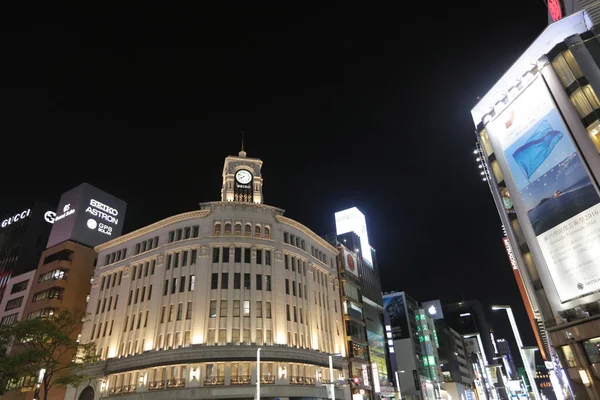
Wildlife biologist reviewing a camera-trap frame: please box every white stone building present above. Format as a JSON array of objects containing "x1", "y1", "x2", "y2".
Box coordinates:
[{"x1": 68, "y1": 149, "x2": 349, "y2": 400}]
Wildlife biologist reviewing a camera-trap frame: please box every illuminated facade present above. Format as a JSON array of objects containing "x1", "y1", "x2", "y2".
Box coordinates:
[
  {"x1": 472, "y1": 8, "x2": 600, "y2": 399},
  {"x1": 0, "y1": 201, "x2": 54, "y2": 300},
  {"x1": 68, "y1": 149, "x2": 349, "y2": 400}
]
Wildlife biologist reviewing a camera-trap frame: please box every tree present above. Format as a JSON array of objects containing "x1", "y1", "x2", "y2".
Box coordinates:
[{"x1": 0, "y1": 311, "x2": 99, "y2": 400}]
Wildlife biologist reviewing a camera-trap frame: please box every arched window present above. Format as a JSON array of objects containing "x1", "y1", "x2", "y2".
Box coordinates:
[
  {"x1": 235, "y1": 223, "x2": 242, "y2": 236},
  {"x1": 224, "y1": 223, "x2": 232, "y2": 235},
  {"x1": 214, "y1": 223, "x2": 221, "y2": 236},
  {"x1": 79, "y1": 387, "x2": 95, "y2": 400},
  {"x1": 245, "y1": 224, "x2": 252, "y2": 237},
  {"x1": 264, "y1": 226, "x2": 271, "y2": 239},
  {"x1": 255, "y1": 225, "x2": 261, "y2": 238}
]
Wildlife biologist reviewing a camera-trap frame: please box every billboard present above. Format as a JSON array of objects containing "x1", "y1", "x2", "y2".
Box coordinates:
[
  {"x1": 367, "y1": 330, "x2": 389, "y2": 382},
  {"x1": 422, "y1": 299, "x2": 444, "y2": 320},
  {"x1": 47, "y1": 183, "x2": 127, "y2": 248},
  {"x1": 341, "y1": 245, "x2": 359, "y2": 277},
  {"x1": 335, "y1": 207, "x2": 373, "y2": 266},
  {"x1": 383, "y1": 293, "x2": 410, "y2": 340},
  {"x1": 486, "y1": 77, "x2": 600, "y2": 304}
]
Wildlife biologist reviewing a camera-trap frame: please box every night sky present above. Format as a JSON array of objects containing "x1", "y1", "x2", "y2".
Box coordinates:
[{"x1": 1, "y1": 4, "x2": 550, "y2": 364}]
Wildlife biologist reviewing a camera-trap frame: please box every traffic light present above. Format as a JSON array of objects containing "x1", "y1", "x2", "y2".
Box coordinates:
[{"x1": 348, "y1": 377, "x2": 360, "y2": 386}]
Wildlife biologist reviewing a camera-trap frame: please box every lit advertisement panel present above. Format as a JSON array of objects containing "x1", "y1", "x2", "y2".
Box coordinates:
[
  {"x1": 335, "y1": 207, "x2": 373, "y2": 265},
  {"x1": 47, "y1": 183, "x2": 127, "y2": 248},
  {"x1": 367, "y1": 330, "x2": 389, "y2": 382},
  {"x1": 422, "y1": 299, "x2": 444, "y2": 320},
  {"x1": 383, "y1": 293, "x2": 410, "y2": 340},
  {"x1": 341, "y1": 245, "x2": 359, "y2": 277},
  {"x1": 486, "y1": 77, "x2": 600, "y2": 303}
]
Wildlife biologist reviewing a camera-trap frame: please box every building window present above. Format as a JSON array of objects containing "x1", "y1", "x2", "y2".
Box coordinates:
[
  {"x1": 169, "y1": 305, "x2": 174, "y2": 322},
  {"x1": 211, "y1": 273, "x2": 218, "y2": 289},
  {"x1": 186, "y1": 302, "x2": 193, "y2": 319},
  {"x1": 562, "y1": 345, "x2": 578, "y2": 367},
  {"x1": 256, "y1": 274, "x2": 262, "y2": 290},
  {"x1": 286, "y1": 305, "x2": 290, "y2": 321},
  {"x1": 265, "y1": 275, "x2": 271, "y2": 291},
  {"x1": 223, "y1": 248, "x2": 230, "y2": 263},
  {"x1": 189, "y1": 275, "x2": 195, "y2": 291},
  {"x1": 0, "y1": 313, "x2": 18, "y2": 326},
  {"x1": 233, "y1": 300, "x2": 240, "y2": 317},
  {"x1": 5, "y1": 297, "x2": 23, "y2": 311},
  {"x1": 256, "y1": 249, "x2": 262, "y2": 265},
  {"x1": 38, "y1": 269, "x2": 66, "y2": 283},
  {"x1": 234, "y1": 273, "x2": 241, "y2": 289},
  {"x1": 255, "y1": 225, "x2": 261, "y2": 238},
  {"x1": 285, "y1": 255, "x2": 289, "y2": 269},
  {"x1": 256, "y1": 301, "x2": 262, "y2": 318},
  {"x1": 221, "y1": 273, "x2": 229, "y2": 289},
  {"x1": 220, "y1": 300, "x2": 228, "y2": 317},
  {"x1": 212, "y1": 248, "x2": 220, "y2": 263},
  {"x1": 10, "y1": 280, "x2": 29, "y2": 294},
  {"x1": 265, "y1": 226, "x2": 270, "y2": 239},
  {"x1": 32, "y1": 287, "x2": 63, "y2": 302},
  {"x1": 184, "y1": 227, "x2": 191, "y2": 240},
  {"x1": 209, "y1": 301, "x2": 217, "y2": 318},
  {"x1": 285, "y1": 279, "x2": 289, "y2": 295},
  {"x1": 266, "y1": 302, "x2": 272, "y2": 318},
  {"x1": 244, "y1": 273, "x2": 251, "y2": 290},
  {"x1": 235, "y1": 223, "x2": 242, "y2": 236},
  {"x1": 265, "y1": 250, "x2": 271, "y2": 266},
  {"x1": 192, "y1": 225, "x2": 199, "y2": 237},
  {"x1": 244, "y1": 248, "x2": 251, "y2": 263},
  {"x1": 245, "y1": 224, "x2": 252, "y2": 237},
  {"x1": 235, "y1": 247, "x2": 242, "y2": 263},
  {"x1": 179, "y1": 276, "x2": 186, "y2": 292},
  {"x1": 168, "y1": 231, "x2": 175, "y2": 243},
  {"x1": 243, "y1": 300, "x2": 250, "y2": 317},
  {"x1": 191, "y1": 250, "x2": 197, "y2": 265},
  {"x1": 224, "y1": 223, "x2": 232, "y2": 235},
  {"x1": 177, "y1": 303, "x2": 183, "y2": 321}
]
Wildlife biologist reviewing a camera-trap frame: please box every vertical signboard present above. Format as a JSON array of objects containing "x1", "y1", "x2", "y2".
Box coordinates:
[
  {"x1": 47, "y1": 183, "x2": 127, "y2": 248},
  {"x1": 367, "y1": 330, "x2": 389, "y2": 382},
  {"x1": 486, "y1": 77, "x2": 600, "y2": 304},
  {"x1": 383, "y1": 293, "x2": 410, "y2": 340},
  {"x1": 341, "y1": 246, "x2": 359, "y2": 277}
]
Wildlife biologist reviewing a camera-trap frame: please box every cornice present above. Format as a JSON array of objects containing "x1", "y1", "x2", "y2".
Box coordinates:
[
  {"x1": 275, "y1": 215, "x2": 337, "y2": 254},
  {"x1": 94, "y1": 210, "x2": 211, "y2": 252}
]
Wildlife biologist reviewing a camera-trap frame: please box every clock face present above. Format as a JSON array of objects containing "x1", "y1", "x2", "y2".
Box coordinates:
[{"x1": 235, "y1": 169, "x2": 252, "y2": 184}]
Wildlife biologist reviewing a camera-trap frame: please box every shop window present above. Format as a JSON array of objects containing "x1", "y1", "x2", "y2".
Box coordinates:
[
  {"x1": 552, "y1": 50, "x2": 583, "y2": 88},
  {"x1": 586, "y1": 120, "x2": 600, "y2": 152},
  {"x1": 584, "y1": 338, "x2": 600, "y2": 364},
  {"x1": 561, "y1": 345, "x2": 577, "y2": 367},
  {"x1": 570, "y1": 85, "x2": 600, "y2": 118}
]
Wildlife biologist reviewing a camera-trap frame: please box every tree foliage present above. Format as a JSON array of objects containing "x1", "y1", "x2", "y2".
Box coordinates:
[{"x1": 0, "y1": 311, "x2": 98, "y2": 399}]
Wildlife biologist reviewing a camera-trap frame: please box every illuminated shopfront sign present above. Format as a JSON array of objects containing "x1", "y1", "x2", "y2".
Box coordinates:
[
  {"x1": 2, "y1": 208, "x2": 57, "y2": 228},
  {"x1": 47, "y1": 183, "x2": 127, "y2": 248},
  {"x1": 335, "y1": 207, "x2": 373, "y2": 266}
]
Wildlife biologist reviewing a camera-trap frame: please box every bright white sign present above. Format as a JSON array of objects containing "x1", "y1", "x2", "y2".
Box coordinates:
[
  {"x1": 361, "y1": 364, "x2": 370, "y2": 387},
  {"x1": 428, "y1": 305, "x2": 437, "y2": 315},
  {"x1": 1, "y1": 209, "x2": 30, "y2": 228},
  {"x1": 372, "y1": 363, "x2": 381, "y2": 393},
  {"x1": 486, "y1": 77, "x2": 600, "y2": 304},
  {"x1": 335, "y1": 207, "x2": 373, "y2": 266}
]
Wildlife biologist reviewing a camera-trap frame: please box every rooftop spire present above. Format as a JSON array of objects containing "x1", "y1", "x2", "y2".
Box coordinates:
[{"x1": 239, "y1": 131, "x2": 247, "y2": 157}]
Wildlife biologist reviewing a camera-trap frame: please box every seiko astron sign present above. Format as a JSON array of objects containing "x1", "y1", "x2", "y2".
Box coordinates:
[{"x1": 46, "y1": 183, "x2": 127, "y2": 248}]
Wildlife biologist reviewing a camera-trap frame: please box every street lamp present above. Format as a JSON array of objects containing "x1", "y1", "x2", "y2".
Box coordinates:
[
  {"x1": 256, "y1": 348, "x2": 262, "y2": 400},
  {"x1": 463, "y1": 333, "x2": 497, "y2": 400},
  {"x1": 491, "y1": 305, "x2": 541, "y2": 400},
  {"x1": 328, "y1": 353, "x2": 343, "y2": 400},
  {"x1": 395, "y1": 370, "x2": 405, "y2": 400}
]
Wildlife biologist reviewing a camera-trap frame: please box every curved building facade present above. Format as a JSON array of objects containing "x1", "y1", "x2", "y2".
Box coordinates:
[{"x1": 69, "y1": 150, "x2": 349, "y2": 400}]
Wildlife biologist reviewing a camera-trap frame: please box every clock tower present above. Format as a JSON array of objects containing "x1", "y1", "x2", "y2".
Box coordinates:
[{"x1": 221, "y1": 146, "x2": 264, "y2": 204}]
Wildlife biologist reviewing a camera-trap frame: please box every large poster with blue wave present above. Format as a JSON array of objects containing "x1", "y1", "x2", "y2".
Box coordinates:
[{"x1": 487, "y1": 77, "x2": 600, "y2": 303}]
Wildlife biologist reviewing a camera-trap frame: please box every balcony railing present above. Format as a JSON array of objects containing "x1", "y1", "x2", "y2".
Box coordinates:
[
  {"x1": 148, "y1": 381, "x2": 165, "y2": 391},
  {"x1": 260, "y1": 375, "x2": 275, "y2": 384},
  {"x1": 290, "y1": 376, "x2": 316, "y2": 385},
  {"x1": 108, "y1": 385, "x2": 136, "y2": 395},
  {"x1": 230, "y1": 375, "x2": 251, "y2": 385},
  {"x1": 204, "y1": 376, "x2": 225, "y2": 385},
  {"x1": 167, "y1": 378, "x2": 186, "y2": 388}
]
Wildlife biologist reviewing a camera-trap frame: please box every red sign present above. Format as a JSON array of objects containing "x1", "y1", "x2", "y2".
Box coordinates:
[{"x1": 548, "y1": 0, "x2": 563, "y2": 21}]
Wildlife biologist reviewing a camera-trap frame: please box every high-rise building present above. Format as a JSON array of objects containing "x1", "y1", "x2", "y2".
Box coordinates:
[
  {"x1": 331, "y1": 207, "x2": 392, "y2": 399},
  {"x1": 383, "y1": 291, "x2": 442, "y2": 400},
  {"x1": 1, "y1": 183, "x2": 127, "y2": 400},
  {"x1": 471, "y1": 5, "x2": 600, "y2": 399},
  {"x1": 67, "y1": 149, "x2": 350, "y2": 400},
  {"x1": 0, "y1": 201, "x2": 55, "y2": 299}
]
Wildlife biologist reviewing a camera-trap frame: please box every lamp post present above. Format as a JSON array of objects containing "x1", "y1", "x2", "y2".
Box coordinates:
[
  {"x1": 464, "y1": 333, "x2": 497, "y2": 400},
  {"x1": 491, "y1": 305, "x2": 541, "y2": 400},
  {"x1": 328, "y1": 353, "x2": 343, "y2": 400},
  {"x1": 395, "y1": 370, "x2": 405, "y2": 400},
  {"x1": 256, "y1": 347, "x2": 261, "y2": 400}
]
